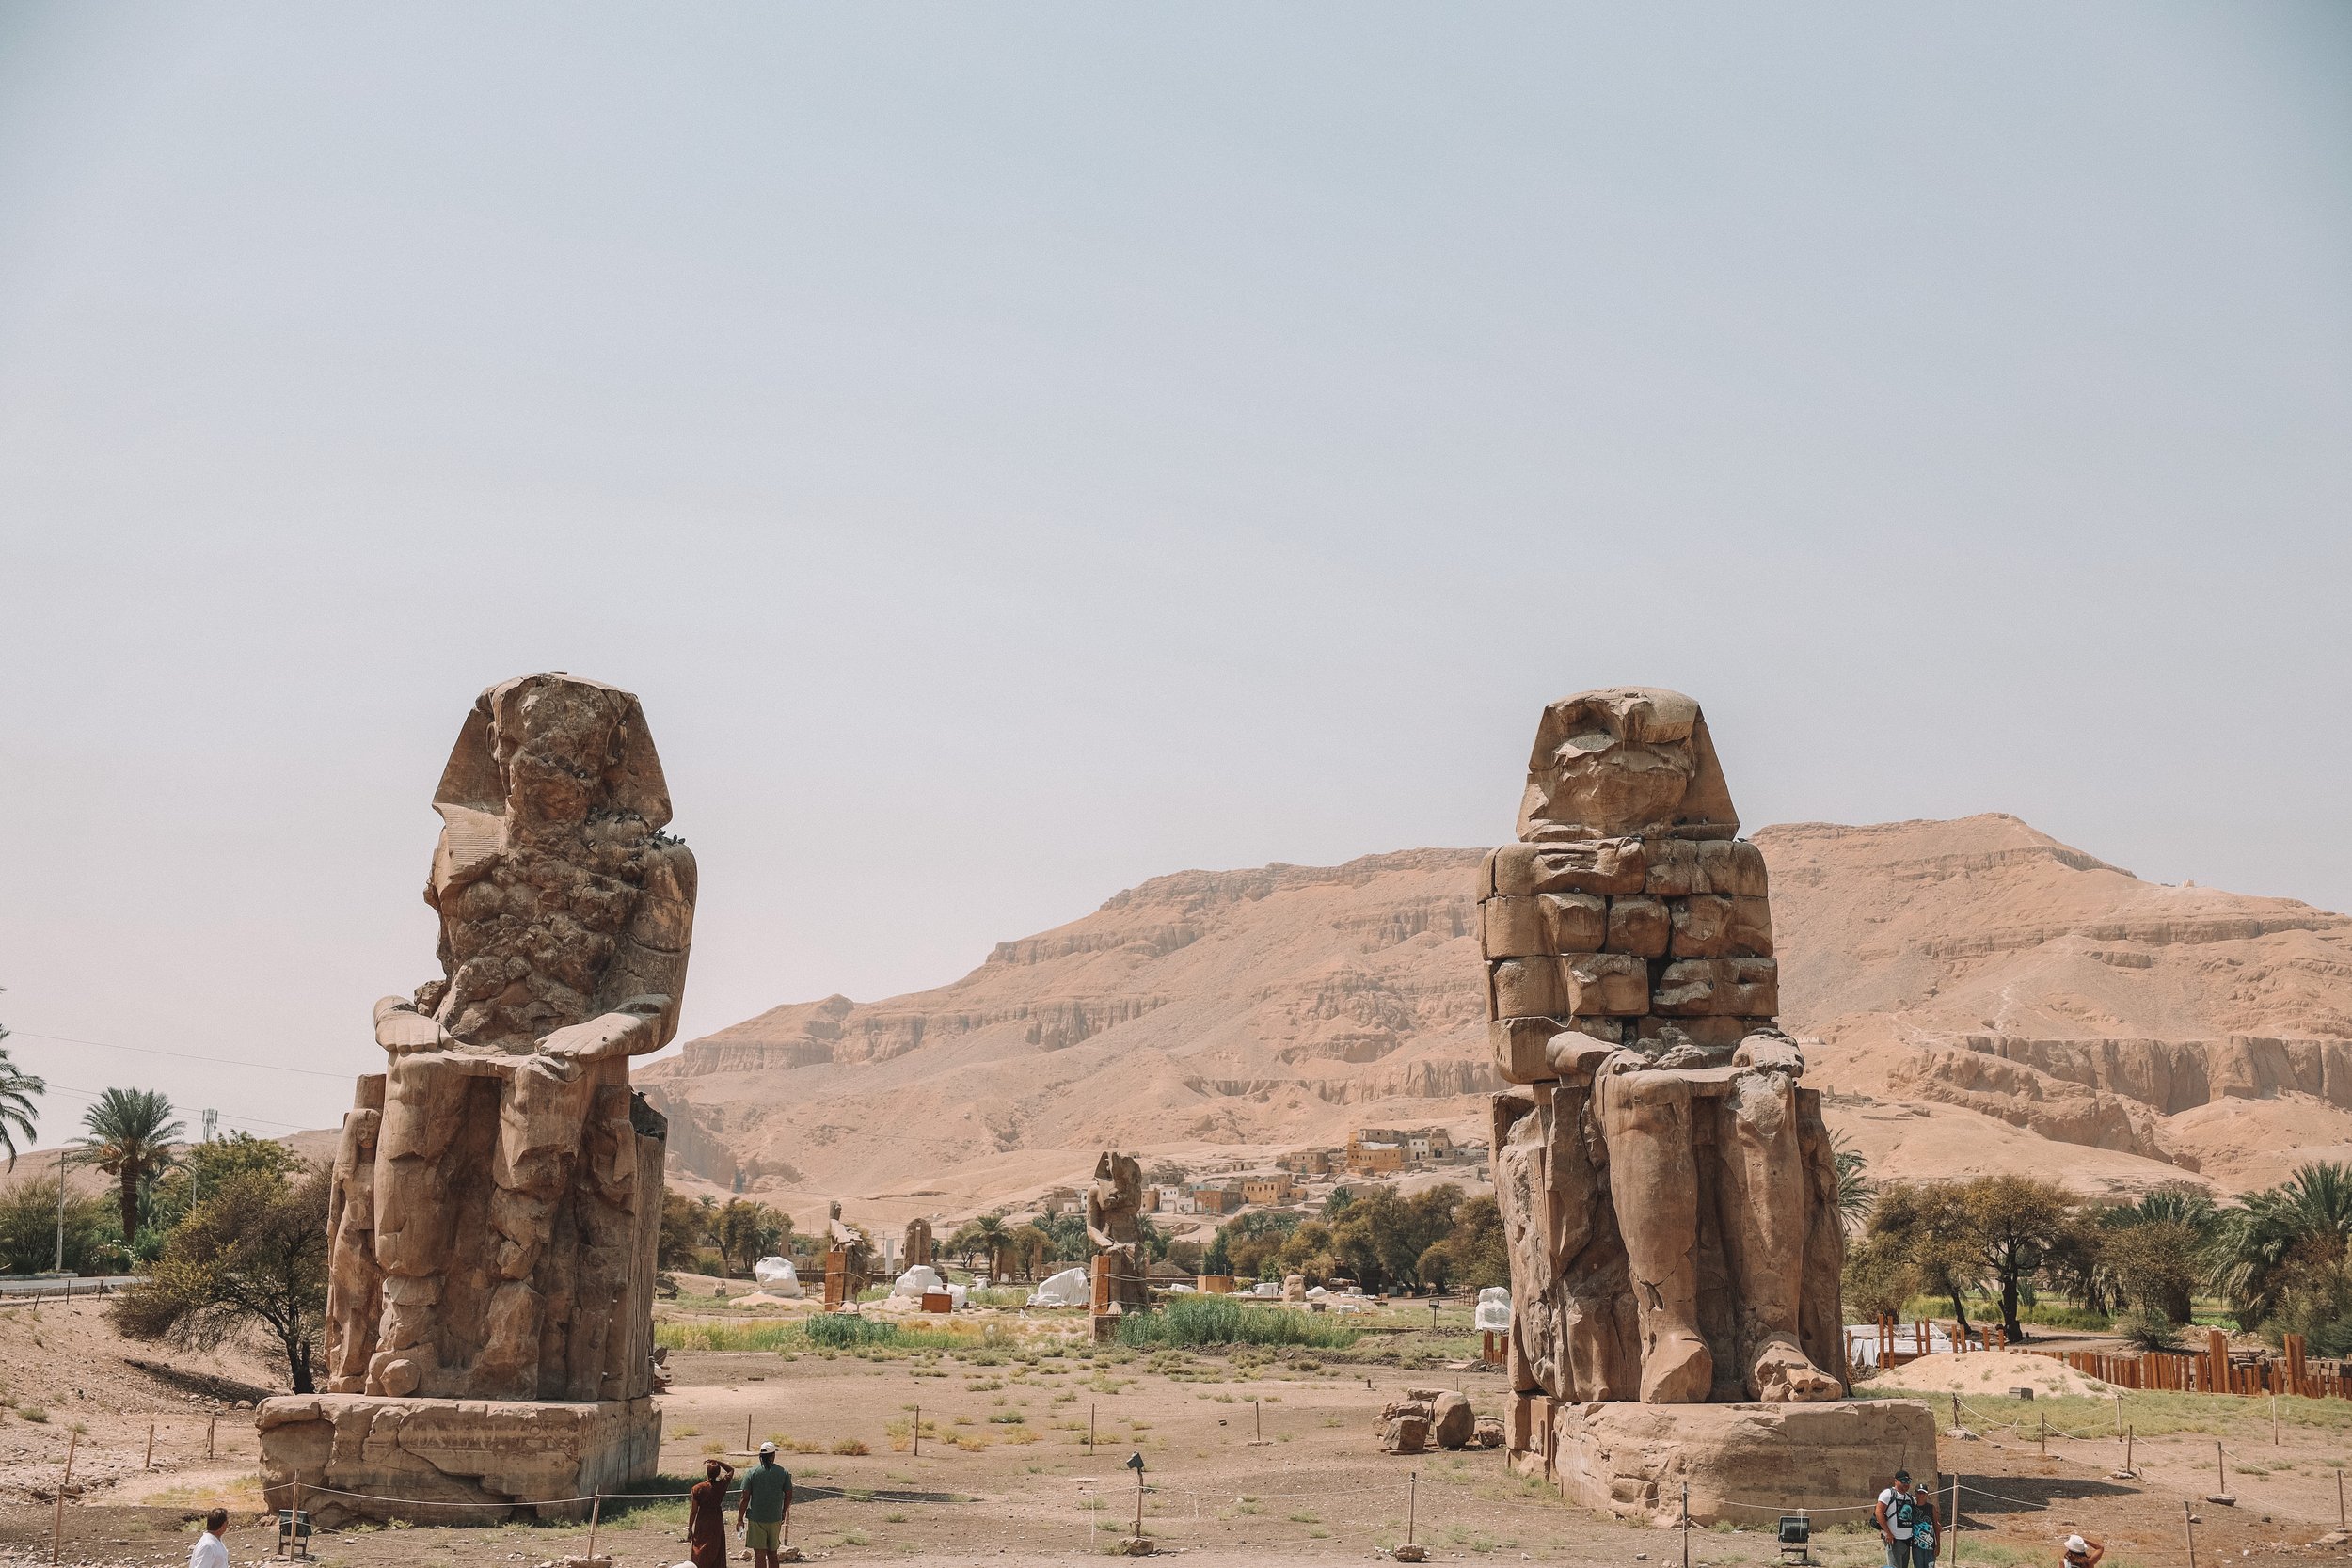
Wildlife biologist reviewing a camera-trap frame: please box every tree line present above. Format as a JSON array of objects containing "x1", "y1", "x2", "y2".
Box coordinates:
[
  {"x1": 1843, "y1": 1163, "x2": 2352, "y2": 1356},
  {"x1": 1203, "y1": 1183, "x2": 1507, "y2": 1292}
]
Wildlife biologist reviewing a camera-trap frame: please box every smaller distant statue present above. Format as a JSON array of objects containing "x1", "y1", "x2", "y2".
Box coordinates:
[
  {"x1": 824, "y1": 1201, "x2": 873, "y2": 1306},
  {"x1": 1086, "y1": 1151, "x2": 1148, "y2": 1313},
  {"x1": 902, "y1": 1216, "x2": 933, "y2": 1270}
]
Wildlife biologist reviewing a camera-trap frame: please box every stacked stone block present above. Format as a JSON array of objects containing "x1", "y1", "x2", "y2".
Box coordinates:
[{"x1": 1481, "y1": 834, "x2": 1779, "y2": 1083}]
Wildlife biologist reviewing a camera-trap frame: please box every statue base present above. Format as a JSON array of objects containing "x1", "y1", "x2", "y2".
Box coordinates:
[
  {"x1": 257, "y1": 1394, "x2": 661, "y2": 1525},
  {"x1": 1510, "y1": 1397, "x2": 1937, "y2": 1527}
]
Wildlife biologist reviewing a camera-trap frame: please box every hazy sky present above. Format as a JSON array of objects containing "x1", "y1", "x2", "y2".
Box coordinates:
[{"x1": 3, "y1": 4, "x2": 2347, "y2": 1149}]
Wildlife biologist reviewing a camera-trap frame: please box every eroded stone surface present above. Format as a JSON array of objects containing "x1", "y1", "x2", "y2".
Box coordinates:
[
  {"x1": 1535, "y1": 1398, "x2": 1937, "y2": 1526},
  {"x1": 1486, "y1": 689, "x2": 1844, "y2": 1434},
  {"x1": 1087, "y1": 1150, "x2": 1148, "y2": 1313},
  {"x1": 256, "y1": 1393, "x2": 660, "y2": 1525},
  {"x1": 314, "y1": 674, "x2": 688, "y2": 1417}
]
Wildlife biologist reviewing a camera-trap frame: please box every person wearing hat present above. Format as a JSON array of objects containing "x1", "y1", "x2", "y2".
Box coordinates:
[
  {"x1": 2062, "y1": 1534, "x2": 2105, "y2": 1568},
  {"x1": 1876, "y1": 1469, "x2": 1937, "y2": 1568},
  {"x1": 738, "y1": 1439, "x2": 793, "y2": 1568},
  {"x1": 687, "y1": 1455, "x2": 736, "y2": 1567}
]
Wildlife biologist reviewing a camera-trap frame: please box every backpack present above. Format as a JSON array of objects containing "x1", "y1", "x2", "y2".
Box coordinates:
[{"x1": 1888, "y1": 1490, "x2": 1918, "y2": 1531}]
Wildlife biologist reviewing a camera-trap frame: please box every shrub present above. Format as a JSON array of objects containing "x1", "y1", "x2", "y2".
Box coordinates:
[
  {"x1": 2119, "y1": 1305, "x2": 2185, "y2": 1353},
  {"x1": 805, "y1": 1314, "x2": 898, "y2": 1350},
  {"x1": 1115, "y1": 1293, "x2": 1358, "y2": 1349}
]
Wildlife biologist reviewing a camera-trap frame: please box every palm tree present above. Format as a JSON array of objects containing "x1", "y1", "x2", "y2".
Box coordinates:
[
  {"x1": 972, "y1": 1212, "x2": 1011, "y2": 1281},
  {"x1": 1832, "y1": 1132, "x2": 1872, "y2": 1231},
  {"x1": 74, "y1": 1088, "x2": 184, "y2": 1251},
  {"x1": 0, "y1": 1028, "x2": 43, "y2": 1169},
  {"x1": 2212, "y1": 1163, "x2": 2352, "y2": 1328}
]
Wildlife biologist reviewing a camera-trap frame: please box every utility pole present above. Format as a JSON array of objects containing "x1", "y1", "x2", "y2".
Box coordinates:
[{"x1": 55, "y1": 1149, "x2": 67, "y2": 1274}]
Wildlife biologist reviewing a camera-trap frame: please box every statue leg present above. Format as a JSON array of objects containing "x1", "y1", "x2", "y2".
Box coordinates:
[
  {"x1": 1721, "y1": 1069, "x2": 1843, "y2": 1402},
  {"x1": 1597, "y1": 1069, "x2": 1711, "y2": 1403}
]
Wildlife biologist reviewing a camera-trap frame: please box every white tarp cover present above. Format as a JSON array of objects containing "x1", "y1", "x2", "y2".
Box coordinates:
[
  {"x1": 1474, "y1": 1285, "x2": 1512, "y2": 1332},
  {"x1": 1027, "y1": 1266, "x2": 1089, "y2": 1307},
  {"x1": 891, "y1": 1265, "x2": 946, "y2": 1298},
  {"x1": 751, "y1": 1257, "x2": 803, "y2": 1296}
]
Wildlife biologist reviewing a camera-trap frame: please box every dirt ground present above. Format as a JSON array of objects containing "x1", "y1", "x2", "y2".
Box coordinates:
[{"x1": 8, "y1": 1298, "x2": 2352, "y2": 1568}]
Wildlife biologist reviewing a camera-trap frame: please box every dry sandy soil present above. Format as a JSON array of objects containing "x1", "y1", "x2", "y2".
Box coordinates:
[{"x1": 8, "y1": 1298, "x2": 2352, "y2": 1568}]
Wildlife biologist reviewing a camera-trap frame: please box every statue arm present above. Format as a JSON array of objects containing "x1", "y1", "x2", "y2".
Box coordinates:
[{"x1": 539, "y1": 995, "x2": 675, "y2": 1062}]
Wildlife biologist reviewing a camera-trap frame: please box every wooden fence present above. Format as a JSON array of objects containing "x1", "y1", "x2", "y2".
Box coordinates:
[
  {"x1": 1852, "y1": 1317, "x2": 2352, "y2": 1402},
  {"x1": 2036, "y1": 1328, "x2": 2349, "y2": 1399}
]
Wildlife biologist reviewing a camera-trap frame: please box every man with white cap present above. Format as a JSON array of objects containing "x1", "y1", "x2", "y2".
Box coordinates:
[
  {"x1": 2062, "y1": 1534, "x2": 2104, "y2": 1568},
  {"x1": 737, "y1": 1439, "x2": 793, "y2": 1568}
]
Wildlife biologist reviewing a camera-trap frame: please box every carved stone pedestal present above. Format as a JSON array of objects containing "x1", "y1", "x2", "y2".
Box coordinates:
[
  {"x1": 1515, "y1": 1397, "x2": 1937, "y2": 1527},
  {"x1": 257, "y1": 1394, "x2": 661, "y2": 1525}
]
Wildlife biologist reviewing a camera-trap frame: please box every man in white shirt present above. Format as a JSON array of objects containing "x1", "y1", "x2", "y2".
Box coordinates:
[
  {"x1": 1875, "y1": 1470, "x2": 1936, "y2": 1568},
  {"x1": 188, "y1": 1506, "x2": 230, "y2": 1568}
]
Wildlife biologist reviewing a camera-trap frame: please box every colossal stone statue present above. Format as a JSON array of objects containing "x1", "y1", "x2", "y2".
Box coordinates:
[
  {"x1": 262, "y1": 673, "x2": 688, "y2": 1521},
  {"x1": 1486, "y1": 689, "x2": 1931, "y2": 1520},
  {"x1": 1086, "y1": 1150, "x2": 1147, "y2": 1314},
  {"x1": 903, "y1": 1216, "x2": 934, "y2": 1270}
]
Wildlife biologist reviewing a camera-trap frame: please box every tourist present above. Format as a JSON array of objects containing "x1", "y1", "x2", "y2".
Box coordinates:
[
  {"x1": 737, "y1": 1439, "x2": 794, "y2": 1568},
  {"x1": 2062, "y1": 1534, "x2": 2105, "y2": 1568},
  {"x1": 187, "y1": 1507, "x2": 230, "y2": 1568},
  {"x1": 1875, "y1": 1469, "x2": 1935, "y2": 1568},
  {"x1": 689, "y1": 1455, "x2": 737, "y2": 1567}
]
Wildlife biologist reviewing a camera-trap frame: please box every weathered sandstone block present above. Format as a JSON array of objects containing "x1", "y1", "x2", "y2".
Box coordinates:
[
  {"x1": 258, "y1": 1394, "x2": 659, "y2": 1526},
  {"x1": 1604, "y1": 895, "x2": 1671, "y2": 958},
  {"x1": 1668, "y1": 895, "x2": 1774, "y2": 958},
  {"x1": 1563, "y1": 952, "x2": 1649, "y2": 1017},
  {"x1": 1653, "y1": 957, "x2": 1779, "y2": 1017},
  {"x1": 1548, "y1": 1399, "x2": 1937, "y2": 1526}
]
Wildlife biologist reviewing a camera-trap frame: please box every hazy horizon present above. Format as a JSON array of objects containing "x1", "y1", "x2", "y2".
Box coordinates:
[{"x1": 4, "y1": 4, "x2": 2348, "y2": 1148}]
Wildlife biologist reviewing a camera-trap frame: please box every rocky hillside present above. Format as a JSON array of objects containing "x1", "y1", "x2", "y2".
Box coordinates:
[{"x1": 638, "y1": 816, "x2": 2352, "y2": 1221}]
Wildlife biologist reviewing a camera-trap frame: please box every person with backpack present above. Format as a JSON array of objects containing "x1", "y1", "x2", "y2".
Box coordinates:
[{"x1": 1876, "y1": 1469, "x2": 1938, "y2": 1568}]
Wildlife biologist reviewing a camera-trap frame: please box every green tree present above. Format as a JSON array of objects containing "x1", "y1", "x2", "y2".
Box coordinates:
[
  {"x1": 714, "y1": 1200, "x2": 788, "y2": 1276},
  {"x1": 1010, "y1": 1222, "x2": 1055, "y2": 1281},
  {"x1": 970, "y1": 1212, "x2": 1012, "y2": 1278},
  {"x1": 1839, "y1": 1232, "x2": 1919, "y2": 1323},
  {"x1": 0, "y1": 1002, "x2": 43, "y2": 1169},
  {"x1": 73, "y1": 1087, "x2": 184, "y2": 1254},
  {"x1": 1958, "y1": 1175, "x2": 2072, "y2": 1343},
  {"x1": 145, "y1": 1133, "x2": 300, "y2": 1238},
  {"x1": 0, "y1": 1175, "x2": 114, "y2": 1275},
  {"x1": 1863, "y1": 1180, "x2": 1981, "y2": 1333},
  {"x1": 2213, "y1": 1163, "x2": 2352, "y2": 1330},
  {"x1": 2096, "y1": 1184, "x2": 2217, "y2": 1324},
  {"x1": 1832, "y1": 1133, "x2": 1872, "y2": 1231},
  {"x1": 113, "y1": 1164, "x2": 328, "y2": 1392},
  {"x1": 659, "y1": 1191, "x2": 709, "y2": 1269},
  {"x1": 1042, "y1": 1212, "x2": 1093, "y2": 1262},
  {"x1": 1330, "y1": 1184, "x2": 1465, "y2": 1291},
  {"x1": 1202, "y1": 1228, "x2": 1232, "y2": 1276}
]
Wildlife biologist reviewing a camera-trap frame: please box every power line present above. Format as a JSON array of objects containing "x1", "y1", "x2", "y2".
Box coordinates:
[
  {"x1": 33, "y1": 1079, "x2": 312, "y2": 1133},
  {"x1": 10, "y1": 1030, "x2": 363, "y2": 1081}
]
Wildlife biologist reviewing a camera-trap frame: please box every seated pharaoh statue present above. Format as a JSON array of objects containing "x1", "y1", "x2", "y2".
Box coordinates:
[
  {"x1": 1485, "y1": 688, "x2": 1846, "y2": 1409},
  {"x1": 331, "y1": 672, "x2": 693, "y2": 1403}
]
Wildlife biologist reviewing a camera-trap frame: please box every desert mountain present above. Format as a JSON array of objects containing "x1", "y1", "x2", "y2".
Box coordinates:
[{"x1": 638, "y1": 815, "x2": 2352, "y2": 1224}]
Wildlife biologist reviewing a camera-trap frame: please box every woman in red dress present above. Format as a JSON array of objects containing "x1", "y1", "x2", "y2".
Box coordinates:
[{"x1": 688, "y1": 1457, "x2": 737, "y2": 1568}]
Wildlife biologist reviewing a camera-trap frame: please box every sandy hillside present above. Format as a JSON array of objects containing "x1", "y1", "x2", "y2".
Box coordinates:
[{"x1": 635, "y1": 815, "x2": 2352, "y2": 1219}]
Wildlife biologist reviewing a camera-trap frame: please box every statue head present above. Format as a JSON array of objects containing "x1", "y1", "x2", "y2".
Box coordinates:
[
  {"x1": 1518, "y1": 687, "x2": 1737, "y2": 842},
  {"x1": 433, "y1": 673, "x2": 670, "y2": 842},
  {"x1": 1092, "y1": 1150, "x2": 1140, "y2": 1197}
]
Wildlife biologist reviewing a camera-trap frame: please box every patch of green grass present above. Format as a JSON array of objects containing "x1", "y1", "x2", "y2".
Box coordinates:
[{"x1": 1115, "y1": 1294, "x2": 1359, "y2": 1349}]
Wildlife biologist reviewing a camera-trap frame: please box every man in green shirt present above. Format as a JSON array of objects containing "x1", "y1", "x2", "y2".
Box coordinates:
[{"x1": 737, "y1": 1440, "x2": 793, "y2": 1566}]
